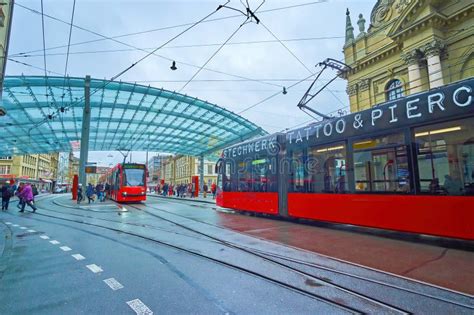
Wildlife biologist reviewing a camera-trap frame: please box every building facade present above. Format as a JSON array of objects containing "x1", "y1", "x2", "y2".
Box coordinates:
[
  {"x1": 160, "y1": 155, "x2": 217, "y2": 188},
  {"x1": 0, "y1": 153, "x2": 59, "y2": 191},
  {"x1": 343, "y1": 0, "x2": 473, "y2": 112}
]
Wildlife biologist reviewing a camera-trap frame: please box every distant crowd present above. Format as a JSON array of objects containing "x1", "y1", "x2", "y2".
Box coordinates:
[
  {"x1": 155, "y1": 182, "x2": 217, "y2": 199},
  {"x1": 76, "y1": 182, "x2": 108, "y2": 204}
]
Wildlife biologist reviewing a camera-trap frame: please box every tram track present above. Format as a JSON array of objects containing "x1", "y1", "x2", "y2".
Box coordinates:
[
  {"x1": 128, "y1": 203, "x2": 474, "y2": 313},
  {"x1": 18, "y1": 196, "x2": 473, "y2": 314}
]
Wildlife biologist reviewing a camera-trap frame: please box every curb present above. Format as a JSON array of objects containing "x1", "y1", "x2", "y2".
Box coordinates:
[{"x1": 147, "y1": 194, "x2": 216, "y2": 205}]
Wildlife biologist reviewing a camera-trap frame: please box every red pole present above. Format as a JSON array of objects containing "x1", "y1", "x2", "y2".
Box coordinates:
[{"x1": 72, "y1": 174, "x2": 78, "y2": 200}]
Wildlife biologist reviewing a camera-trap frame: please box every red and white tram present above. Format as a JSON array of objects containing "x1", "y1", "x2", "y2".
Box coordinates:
[
  {"x1": 106, "y1": 163, "x2": 147, "y2": 202},
  {"x1": 216, "y1": 78, "x2": 474, "y2": 240}
]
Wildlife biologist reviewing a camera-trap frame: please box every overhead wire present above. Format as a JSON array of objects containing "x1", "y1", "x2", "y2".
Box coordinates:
[
  {"x1": 259, "y1": 20, "x2": 347, "y2": 111},
  {"x1": 179, "y1": 21, "x2": 245, "y2": 92},
  {"x1": 12, "y1": 0, "x2": 328, "y2": 57},
  {"x1": 26, "y1": 1, "x2": 228, "y2": 133},
  {"x1": 10, "y1": 36, "x2": 345, "y2": 58}
]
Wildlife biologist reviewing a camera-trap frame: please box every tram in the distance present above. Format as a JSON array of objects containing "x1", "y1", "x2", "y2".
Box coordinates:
[
  {"x1": 216, "y1": 78, "x2": 474, "y2": 241},
  {"x1": 105, "y1": 163, "x2": 147, "y2": 202}
]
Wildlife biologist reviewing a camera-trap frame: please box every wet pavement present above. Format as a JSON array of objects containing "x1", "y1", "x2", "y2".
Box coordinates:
[{"x1": 0, "y1": 194, "x2": 473, "y2": 314}]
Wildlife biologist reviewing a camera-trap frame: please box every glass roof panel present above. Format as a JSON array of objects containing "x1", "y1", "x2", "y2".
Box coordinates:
[{"x1": 1, "y1": 76, "x2": 266, "y2": 156}]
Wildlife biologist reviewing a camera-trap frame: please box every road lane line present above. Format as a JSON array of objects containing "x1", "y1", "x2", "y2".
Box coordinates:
[
  {"x1": 60, "y1": 246, "x2": 72, "y2": 252},
  {"x1": 40, "y1": 235, "x2": 50, "y2": 239},
  {"x1": 27, "y1": 229, "x2": 36, "y2": 233},
  {"x1": 49, "y1": 240, "x2": 60, "y2": 245},
  {"x1": 5, "y1": 222, "x2": 12, "y2": 225},
  {"x1": 19, "y1": 227, "x2": 27, "y2": 230},
  {"x1": 103, "y1": 278, "x2": 124, "y2": 291},
  {"x1": 126, "y1": 299, "x2": 153, "y2": 315},
  {"x1": 72, "y1": 254, "x2": 85, "y2": 260},
  {"x1": 12, "y1": 224, "x2": 19, "y2": 227},
  {"x1": 86, "y1": 264, "x2": 103, "y2": 273}
]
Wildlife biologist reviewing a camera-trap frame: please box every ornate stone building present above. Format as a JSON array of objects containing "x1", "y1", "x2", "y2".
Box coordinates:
[{"x1": 343, "y1": 0, "x2": 473, "y2": 112}]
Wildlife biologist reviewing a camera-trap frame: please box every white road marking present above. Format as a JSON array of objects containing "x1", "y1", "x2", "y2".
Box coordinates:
[
  {"x1": 27, "y1": 229, "x2": 36, "y2": 233},
  {"x1": 5, "y1": 222, "x2": 12, "y2": 225},
  {"x1": 12, "y1": 224, "x2": 19, "y2": 227},
  {"x1": 72, "y1": 254, "x2": 85, "y2": 260},
  {"x1": 19, "y1": 227, "x2": 27, "y2": 230},
  {"x1": 126, "y1": 299, "x2": 153, "y2": 315},
  {"x1": 86, "y1": 264, "x2": 103, "y2": 273},
  {"x1": 49, "y1": 240, "x2": 60, "y2": 245},
  {"x1": 60, "y1": 246, "x2": 72, "y2": 252},
  {"x1": 40, "y1": 235, "x2": 50, "y2": 239},
  {"x1": 103, "y1": 278, "x2": 124, "y2": 291}
]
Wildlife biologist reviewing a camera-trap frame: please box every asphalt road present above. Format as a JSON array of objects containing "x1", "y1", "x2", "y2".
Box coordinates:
[{"x1": 0, "y1": 195, "x2": 472, "y2": 314}]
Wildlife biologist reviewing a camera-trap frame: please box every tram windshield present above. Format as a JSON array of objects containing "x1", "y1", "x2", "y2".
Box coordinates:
[{"x1": 122, "y1": 166, "x2": 145, "y2": 187}]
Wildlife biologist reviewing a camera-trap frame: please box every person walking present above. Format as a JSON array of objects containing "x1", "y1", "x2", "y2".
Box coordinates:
[
  {"x1": 203, "y1": 183, "x2": 208, "y2": 198},
  {"x1": 1, "y1": 181, "x2": 14, "y2": 211},
  {"x1": 18, "y1": 183, "x2": 37, "y2": 213},
  {"x1": 16, "y1": 182, "x2": 25, "y2": 209},
  {"x1": 86, "y1": 183, "x2": 95, "y2": 204},
  {"x1": 77, "y1": 184, "x2": 84, "y2": 204},
  {"x1": 211, "y1": 182, "x2": 217, "y2": 199}
]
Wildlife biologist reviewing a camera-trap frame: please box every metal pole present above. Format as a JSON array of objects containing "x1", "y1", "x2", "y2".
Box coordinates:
[
  {"x1": 79, "y1": 75, "x2": 91, "y2": 189},
  {"x1": 199, "y1": 154, "x2": 204, "y2": 194}
]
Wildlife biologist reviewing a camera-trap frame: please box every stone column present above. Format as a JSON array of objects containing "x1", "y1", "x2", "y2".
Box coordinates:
[
  {"x1": 422, "y1": 40, "x2": 446, "y2": 89},
  {"x1": 401, "y1": 49, "x2": 423, "y2": 94}
]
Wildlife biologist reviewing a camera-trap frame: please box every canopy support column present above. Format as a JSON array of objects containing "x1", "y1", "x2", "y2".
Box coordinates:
[
  {"x1": 79, "y1": 75, "x2": 91, "y2": 189},
  {"x1": 199, "y1": 154, "x2": 204, "y2": 195}
]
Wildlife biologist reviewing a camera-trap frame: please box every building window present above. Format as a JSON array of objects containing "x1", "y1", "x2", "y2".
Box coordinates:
[
  {"x1": 0, "y1": 156, "x2": 12, "y2": 160},
  {"x1": 385, "y1": 79, "x2": 404, "y2": 101},
  {"x1": 0, "y1": 165, "x2": 10, "y2": 175},
  {"x1": 207, "y1": 165, "x2": 213, "y2": 175},
  {"x1": 353, "y1": 133, "x2": 410, "y2": 193},
  {"x1": 415, "y1": 117, "x2": 474, "y2": 195}
]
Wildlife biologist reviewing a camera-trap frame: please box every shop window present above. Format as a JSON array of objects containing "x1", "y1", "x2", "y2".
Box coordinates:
[
  {"x1": 385, "y1": 79, "x2": 404, "y2": 101},
  {"x1": 353, "y1": 133, "x2": 410, "y2": 193},
  {"x1": 415, "y1": 117, "x2": 474, "y2": 195},
  {"x1": 307, "y1": 143, "x2": 347, "y2": 193}
]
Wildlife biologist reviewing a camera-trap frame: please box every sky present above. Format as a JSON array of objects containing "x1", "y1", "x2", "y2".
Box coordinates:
[{"x1": 6, "y1": 0, "x2": 375, "y2": 166}]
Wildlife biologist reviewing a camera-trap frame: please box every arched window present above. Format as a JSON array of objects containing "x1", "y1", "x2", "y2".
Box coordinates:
[{"x1": 385, "y1": 79, "x2": 404, "y2": 101}]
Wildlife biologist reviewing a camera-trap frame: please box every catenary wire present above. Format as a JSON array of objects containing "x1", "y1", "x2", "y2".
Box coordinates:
[
  {"x1": 10, "y1": 36, "x2": 346, "y2": 58},
  {"x1": 179, "y1": 21, "x2": 245, "y2": 92},
  {"x1": 25, "y1": 2, "x2": 227, "y2": 133},
  {"x1": 12, "y1": 0, "x2": 328, "y2": 57}
]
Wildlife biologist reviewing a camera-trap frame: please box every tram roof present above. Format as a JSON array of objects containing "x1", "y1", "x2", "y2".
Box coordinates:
[{"x1": 0, "y1": 76, "x2": 266, "y2": 156}]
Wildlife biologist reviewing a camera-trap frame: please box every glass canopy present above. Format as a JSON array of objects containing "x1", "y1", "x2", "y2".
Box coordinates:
[{"x1": 0, "y1": 76, "x2": 266, "y2": 156}]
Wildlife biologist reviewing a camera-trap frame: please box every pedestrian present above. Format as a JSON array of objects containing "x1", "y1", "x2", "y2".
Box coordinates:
[
  {"x1": 16, "y1": 182, "x2": 25, "y2": 209},
  {"x1": 77, "y1": 184, "x2": 84, "y2": 204},
  {"x1": 32, "y1": 184, "x2": 39, "y2": 197},
  {"x1": 86, "y1": 183, "x2": 95, "y2": 204},
  {"x1": 203, "y1": 183, "x2": 208, "y2": 198},
  {"x1": 1, "y1": 181, "x2": 15, "y2": 211},
  {"x1": 18, "y1": 183, "x2": 37, "y2": 213},
  {"x1": 211, "y1": 182, "x2": 217, "y2": 199}
]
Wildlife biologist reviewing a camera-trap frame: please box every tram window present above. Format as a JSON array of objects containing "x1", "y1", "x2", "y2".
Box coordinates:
[
  {"x1": 353, "y1": 133, "x2": 410, "y2": 193},
  {"x1": 307, "y1": 143, "x2": 347, "y2": 193},
  {"x1": 290, "y1": 150, "x2": 307, "y2": 193},
  {"x1": 415, "y1": 117, "x2": 474, "y2": 196},
  {"x1": 236, "y1": 157, "x2": 276, "y2": 192}
]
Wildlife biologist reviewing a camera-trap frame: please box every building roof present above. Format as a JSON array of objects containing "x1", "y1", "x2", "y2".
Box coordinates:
[{"x1": 0, "y1": 76, "x2": 266, "y2": 156}]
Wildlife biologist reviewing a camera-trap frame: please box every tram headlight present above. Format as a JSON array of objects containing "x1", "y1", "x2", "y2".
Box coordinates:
[{"x1": 122, "y1": 192, "x2": 128, "y2": 196}]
